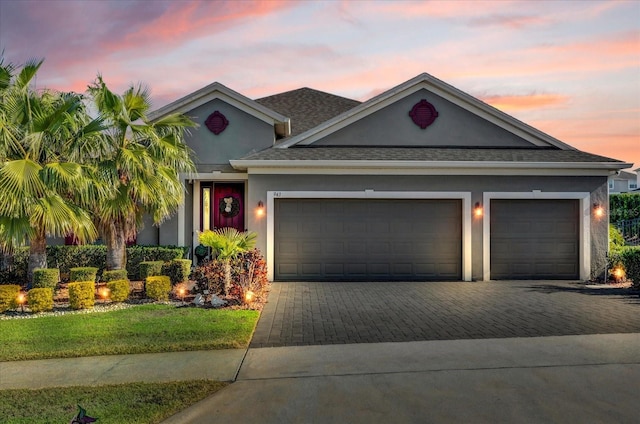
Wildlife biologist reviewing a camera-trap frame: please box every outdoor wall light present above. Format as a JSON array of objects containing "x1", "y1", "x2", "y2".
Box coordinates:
[
  {"x1": 256, "y1": 201, "x2": 265, "y2": 217},
  {"x1": 474, "y1": 202, "x2": 483, "y2": 218},
  {"x1": 593, "y1": 203, "x2": 605, "y2": 218}
]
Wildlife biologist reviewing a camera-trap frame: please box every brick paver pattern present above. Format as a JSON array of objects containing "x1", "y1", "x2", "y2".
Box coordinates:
[{"x1": 250, "y1": 281, "x2": 640, "y2": 348}]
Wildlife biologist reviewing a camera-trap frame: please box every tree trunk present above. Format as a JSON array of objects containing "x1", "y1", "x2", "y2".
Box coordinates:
[
  {"x1": 105, "y1": 221, "x2": 127, "y2": 271},
  {"x1": 28, "y1": 231, "x2": 47, "y2": 288},
  {"x1": 223, "y1": 259, "x2": 231, "y2": 297}
]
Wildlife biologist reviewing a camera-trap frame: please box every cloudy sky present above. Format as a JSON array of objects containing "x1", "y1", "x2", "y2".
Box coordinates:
[{"x1": 1, "y1": 0, "x2": 638, "y2": 169}]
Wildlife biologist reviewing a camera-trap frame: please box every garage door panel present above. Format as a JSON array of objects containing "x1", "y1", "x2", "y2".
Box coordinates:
[
  {"x1": 275, "y1": 199, "x2": 462, "y2": 281},
  {"x1": 491, "y1": 199, "x2": 578, "y2": 280}
]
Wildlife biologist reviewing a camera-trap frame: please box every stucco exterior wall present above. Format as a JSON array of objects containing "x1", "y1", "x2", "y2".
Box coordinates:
[
  {"x1": 313, "y1": 89, "x2": 534, "y2": 148},
  {"x1": 247, "y1": 174, "x2": 609, "y2": 281},
  {"x1": 185, "y1": 99, "x2": 275, "y2": 171}
]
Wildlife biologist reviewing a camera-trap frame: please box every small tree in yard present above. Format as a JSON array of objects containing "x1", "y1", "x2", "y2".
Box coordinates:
[{"x1": 198, "y1": 228, "x2": 256, "y2": 297}]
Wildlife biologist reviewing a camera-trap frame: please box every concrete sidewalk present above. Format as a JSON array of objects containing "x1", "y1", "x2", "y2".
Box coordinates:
[
  {"x1": 163, "y1": 333, "x2": 640, "y2": 424},
  {"x1": 0, "y1": 349, "x2": 246, "y2": 390}
]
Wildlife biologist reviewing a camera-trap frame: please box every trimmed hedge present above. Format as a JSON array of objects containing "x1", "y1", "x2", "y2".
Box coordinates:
[
  {"x1": 32, "y1": 268, "x2": 59, "y2": 290},
  {"x1": 106, "y1": 279, "x2": 130, "y2": 302},
  {"x1": 70, "y1": 267, "x2": 99, "y2": 283},
  {"x1": 0, "y1": 245, "x2": 188, "y2": 284},
  {"x1": 126, "y1": 246, "x2": 188, "y2": 280},
  {"x1": 27, "y1": 288, "x2": 54, "y2": 313},
  {"x1": 139, "y1": 261, "x2": 164, "y2": 280},
  {"x1": 162, "y1": 259, "x2": 192, "y2": 285},
  {"x1": 0, "y1": 284, "x2": 20, "y2": 312},
  {"x1": 101, "y1": 269, "x2": 129, "y2": 282},
  {"x1": 68, "y1": 281, "x2": 95, "y2": 310},
  {"x1": 610, "y1": 193, "x2": 640, "y2": 222},
  {"x1": 146, "y1": 276, "x2": 171, "y2": 301}
]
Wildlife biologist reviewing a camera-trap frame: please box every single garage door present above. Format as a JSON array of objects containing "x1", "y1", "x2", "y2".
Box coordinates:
[
  {"x1": 274, "y1": 198, "x2": 462, "y2": 281},
  {"x1": 490, "y1": 199, "x2": 579, "y2": 279}
]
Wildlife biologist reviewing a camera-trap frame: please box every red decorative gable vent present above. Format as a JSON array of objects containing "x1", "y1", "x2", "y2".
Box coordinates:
[
  {"x1": 205, "y1": 111, "x2": 229, "y2": 135},
  {"x1": 409, "y1": 99, "x2": 439, "y2": 129}
]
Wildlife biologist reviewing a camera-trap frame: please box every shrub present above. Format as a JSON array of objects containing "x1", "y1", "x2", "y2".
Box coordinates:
[
  {"x1": 32, "y1": 268, "x2": 59, "y2": 290},
  {"x1": 0, "y1": 284, "x2": 20, "y2": 312},
  {"x1": 162, "y1": 259, "x2": 192, "y2": 285},
  {"x1": 0, "y1": 245, "x2": 188, "y2": 283},
  {"x1": 0, "y1": 248, "x2": 28, "y2": 284},
  {"x1": 610, "y1": 224, "x2": 626, "y2": 252},
  {"x1": 127, "y1": 246, "x2": 188, "y2": 280},
  {"x1": 27, "y1": 288, "x2": 54, "y2": 313},
  {"x1": 146, "y1": 276, "x2": 171, "y2": 301},
  {"x1": 68, "y1": 281, "x2": 95, "y2": 310},
  {"x1": 47, "y1": 245, "x2": 106, "y2": 281},
  {"x1": 139, "y1": 261, "x2": 164, "y2": 281},
  {"x1": 620, "y1": 247, "x2": 640, "y2": 286},
  {"x1": 102, "y1": 269, "x2": 129, "y2": 282},
  {"x1": 106, "y1": 280, "x2": 130, "y2": 302},
  {"x1": 192, "y1": 249, "x2": 268, "y2": 301},
  {"x1": 610, "y1": 193, "x2": 640, "y2": 222},
  {"x1": 69, "y1": 267, "x2": 99, "y2": 283}
]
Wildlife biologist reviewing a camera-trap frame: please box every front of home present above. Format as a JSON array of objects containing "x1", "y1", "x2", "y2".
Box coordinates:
[{"x1": 141, "y1": 73, "x2": 631, "y2": 282}]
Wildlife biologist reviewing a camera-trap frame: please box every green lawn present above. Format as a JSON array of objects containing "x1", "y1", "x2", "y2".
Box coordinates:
[
  {"x1": 0, "y1": 304, "x2": 259, "y2": 361},
  {"x1": 0, "y1": 380, "x2": 227, "y2": 424}
]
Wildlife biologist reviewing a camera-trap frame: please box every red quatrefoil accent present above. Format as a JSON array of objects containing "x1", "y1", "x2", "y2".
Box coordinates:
[
  {"x1": 409, "y1": 99, "x2": 439, "y2": 129},
  {"x1": 205, "y1": 111, "x2": 229, "y2": 135}
]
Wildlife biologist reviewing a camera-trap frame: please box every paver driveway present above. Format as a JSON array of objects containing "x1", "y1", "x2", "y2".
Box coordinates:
[{"x1": 250, "y1": 281, "x2": 640, "y2": 347}]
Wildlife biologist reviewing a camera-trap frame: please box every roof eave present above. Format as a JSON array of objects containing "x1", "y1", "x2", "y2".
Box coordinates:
[{"x1": 230, "y1": 159, "x2": 633, "y2": 172}]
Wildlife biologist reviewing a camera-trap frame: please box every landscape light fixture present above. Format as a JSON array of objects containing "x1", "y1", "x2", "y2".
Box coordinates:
[{"x1": 17, "y1": 292, "x2": 25, "y2": 312}]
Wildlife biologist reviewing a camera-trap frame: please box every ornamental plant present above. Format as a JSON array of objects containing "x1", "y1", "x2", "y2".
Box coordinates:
[
  {"x1": 27, "y1": 287, "x2": 54, "y2": 313},
  {"x1": 145, "y1": 276, "x2": 171, "y2": 301},
  {"x1": 102, "y1": 269, "x2": 128, "y2": 282},
  {"x1": 162, "y1": 259, "x2": 192, "y2": 285},
  {"x1": 0, "y1": 284, "x2": 20, "y2": 312},
  {"x1": 198, "y1": 228, "x2": 257, "y2": 296},
  {"x1": 69, "y1": 267, "x2": 98, "y2": 282},
  {"x1": 68, "y1": 281, "x2": 95, "y2": 309},
  {"x1": 32, "y1": 268, "x2": 59, "y2": 290},
  {"x1": 139, "y1": 261, "x2": 164, "y2": 280},
  {"x1": 106, "y1": 279, "x2": 130, "y2": 302}
]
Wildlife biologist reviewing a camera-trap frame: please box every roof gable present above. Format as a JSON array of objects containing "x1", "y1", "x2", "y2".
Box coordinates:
[
  {"x1": 276, "y1": 73, "x2": 574, "y2": 150},
  {"x1": 148, "y1": 82, "x2": 291, "y2": 137}
]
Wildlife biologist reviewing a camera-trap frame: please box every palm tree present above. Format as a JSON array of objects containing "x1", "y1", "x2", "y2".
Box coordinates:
[
  {"x1": 0, "y1": 57, "x2": 106, "y2": 284},
  {"x1": 87, "y1": 76, "x2": 196, "y2": 270},
  {"x1": 199, "y1": 227, "x2": 257, "y2": 296}
]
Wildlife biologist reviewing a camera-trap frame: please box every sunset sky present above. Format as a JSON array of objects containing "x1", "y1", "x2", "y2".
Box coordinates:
[{"x1": 1, "y1": 0, "x2": 638, "y2": 169}]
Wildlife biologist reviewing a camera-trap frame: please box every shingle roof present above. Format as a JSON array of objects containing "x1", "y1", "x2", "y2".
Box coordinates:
[
  {"x1": 255, "y1": 88, "x2": 360, "y2": 137},
  {"x1": 239, "y1": 147, "x2": 624, "y2": 163}
]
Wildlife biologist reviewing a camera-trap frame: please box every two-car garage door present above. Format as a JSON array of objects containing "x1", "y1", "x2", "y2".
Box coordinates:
[{"x1": 274, "y1": 199, "x2": 462, "y2": 281}]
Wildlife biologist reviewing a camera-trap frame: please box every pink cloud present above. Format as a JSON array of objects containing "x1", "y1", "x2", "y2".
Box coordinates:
[{"x1": 480, "y1": 93, "x2": 570, "y2": 111}]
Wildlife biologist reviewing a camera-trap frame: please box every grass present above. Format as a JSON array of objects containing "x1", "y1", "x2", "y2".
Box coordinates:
[
  {"x1": 0, "y1": 380, "x2": 227, "y2": 423},
  {"x1": 0, "y1": 304, "x2": 259, "y2": 361}
]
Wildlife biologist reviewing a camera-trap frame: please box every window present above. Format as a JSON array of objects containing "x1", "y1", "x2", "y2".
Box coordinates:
[
  {"x1": 630, "y1": 181, "x2": 638, "y2": 190},
  {"x1": 202, "y1": 186, "x2": 211, "y2": 231},
  {"x1": 608, "y1": 179, "x2": 614, "y2": 190}
]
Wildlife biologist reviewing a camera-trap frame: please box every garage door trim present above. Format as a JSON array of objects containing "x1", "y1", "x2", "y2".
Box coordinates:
[
  {"x1": 482, "y1": 192, "x2": 591, "y2": 281},
  {"x1": 267, "y1": 190, "x2": 472, "y2": 281}
]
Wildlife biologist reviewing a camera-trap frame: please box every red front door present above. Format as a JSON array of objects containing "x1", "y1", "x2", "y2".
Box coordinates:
[{"x1": 212, "y1": 183, "x2": 245, "y2": 232}]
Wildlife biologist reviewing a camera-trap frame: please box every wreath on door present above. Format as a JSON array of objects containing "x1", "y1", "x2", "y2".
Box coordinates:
[{"x1": 219, "y1": 196, "x2": 240, "y2": 218}]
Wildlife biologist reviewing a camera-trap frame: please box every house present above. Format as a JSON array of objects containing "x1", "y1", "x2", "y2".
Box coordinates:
[
  {"x1": 142, "y1": 73, "x2": 631, "y2": 282},
  {"x1": 608, "y1": 170, "x2": 639, "y2": 194}
]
